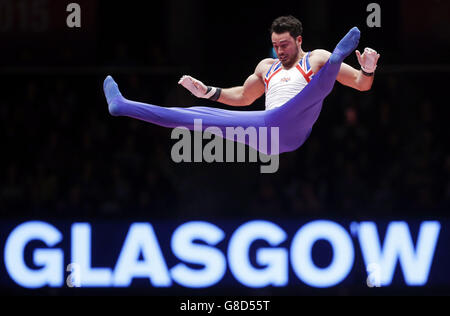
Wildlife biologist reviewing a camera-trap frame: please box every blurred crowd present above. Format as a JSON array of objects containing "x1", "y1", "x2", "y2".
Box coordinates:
[{"x1": 1, "y1": 64, "x2": 448, "y2": 221}]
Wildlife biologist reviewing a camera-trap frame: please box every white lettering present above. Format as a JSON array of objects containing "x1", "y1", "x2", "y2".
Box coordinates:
[
  {"x1": 2, "y1": 220, "x2": 441, "y2": 289},
  {"x1": 358, "y1": 221, "x2": 440, "y2": 286},
  {"x1": 114, "y1": 223, "x2": 172, "y2": 287},
  {"x1": 290, "y1": 221, "x2": 354, "y2": 288},
  {"x1": 5, "y1": 222, "x2": 63, "y2": 288},
  {"x1": 367, "y1": 3, "x2": 381, "y2": 28},
  {"x1": 171, "y1": 222, "x2": 226, "y2": 288},
  {"x1": 66, "y1": 3, "x2": 81, "y2": 28},
  {"x1": 72, "y1": 224, "x2": 113, "y2": 287},
  {"x1": 228, "y1": 221, "x2": 288, "y2": 287}
]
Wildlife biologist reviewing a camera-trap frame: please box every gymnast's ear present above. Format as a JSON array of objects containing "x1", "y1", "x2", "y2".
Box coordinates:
[{"x1": 296, "y1": 36, "x2": 303, "y2": 45}]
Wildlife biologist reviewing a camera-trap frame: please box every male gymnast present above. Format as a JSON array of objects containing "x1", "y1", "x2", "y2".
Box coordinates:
[{"x1": 103, "y1": 16, "x2": 380, "y2": 155}]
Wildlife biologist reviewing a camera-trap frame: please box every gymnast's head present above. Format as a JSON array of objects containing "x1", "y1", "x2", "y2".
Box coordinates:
[{"x1": 270, "y1": 15, "x2": 303, "y2": 68}]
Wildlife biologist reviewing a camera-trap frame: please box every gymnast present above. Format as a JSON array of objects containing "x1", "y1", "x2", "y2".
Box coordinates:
[{"x1": 103, "y1": 16, "x2": 380, "y2": 155}]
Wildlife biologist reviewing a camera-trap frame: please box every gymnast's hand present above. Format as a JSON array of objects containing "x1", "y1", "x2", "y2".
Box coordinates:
[
  {"x1": 178, "y1": 75, "x2": 222, "y2": 101},
  {"x1": 356, "y1": 48, "x2": 380, "y2": 74},
  {"x1": 178, "y1": 75, "x2": 208, "y2": 98}
]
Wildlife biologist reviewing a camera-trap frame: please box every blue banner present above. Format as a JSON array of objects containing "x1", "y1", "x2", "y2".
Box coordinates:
[{"x1": 0, "y1": 220, "x2": 448, "y2": 293}]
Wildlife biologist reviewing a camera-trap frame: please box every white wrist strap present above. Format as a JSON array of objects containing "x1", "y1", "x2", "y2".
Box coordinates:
[{"x1": 204, "y1": 87, "x2": 217, "y2": 99}]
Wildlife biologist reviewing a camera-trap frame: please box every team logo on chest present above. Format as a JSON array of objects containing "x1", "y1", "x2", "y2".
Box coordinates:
[{"x1": 280, "y1": 76, "x2": 291, "y2": 83}]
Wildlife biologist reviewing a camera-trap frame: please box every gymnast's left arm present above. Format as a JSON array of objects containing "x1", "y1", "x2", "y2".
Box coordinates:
[
  {"x1": 312, "y1": 48, "x2": 380, "y2": 92},
  {"x1": 340, "y1": 48, "x2": 380, "y2": 92}
]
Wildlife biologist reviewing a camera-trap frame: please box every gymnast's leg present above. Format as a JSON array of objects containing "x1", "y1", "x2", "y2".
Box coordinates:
[
  {"x1": 104, "y1": 77, "x2": 267, "y2": 131},
  {"x1": 266, "y1": 27, "x2": 361, "y2": 151},
  {"x1": 104, "y1": 76, "x2": 270, "y2": 151}
]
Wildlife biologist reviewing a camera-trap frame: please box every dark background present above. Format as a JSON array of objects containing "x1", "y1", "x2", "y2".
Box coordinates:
[{"x1": 0, "y1": 0, "x2": 449, "y2": 296}]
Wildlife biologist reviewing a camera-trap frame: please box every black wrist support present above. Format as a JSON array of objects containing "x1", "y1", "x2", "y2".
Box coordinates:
[
  {"x1": 207, "y1": 87, "x2": 222, "y2": 102},
  {"x1": 361, "y1": 69, "x2": 375, "y2": 77}
]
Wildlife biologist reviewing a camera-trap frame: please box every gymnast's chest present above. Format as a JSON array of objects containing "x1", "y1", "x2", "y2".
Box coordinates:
[{"x1": 266, "y1": 68, "x2": 307, "y2": 91}]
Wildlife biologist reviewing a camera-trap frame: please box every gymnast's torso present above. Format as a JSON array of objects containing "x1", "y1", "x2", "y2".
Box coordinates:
[{"x1": 263, "y1": 52, "x2": 315, "y2": 111}]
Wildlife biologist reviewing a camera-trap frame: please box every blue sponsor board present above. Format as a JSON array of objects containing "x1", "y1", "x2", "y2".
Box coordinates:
[{"x1": 0, "y1": 220, "x2": 447, "y2": 292}]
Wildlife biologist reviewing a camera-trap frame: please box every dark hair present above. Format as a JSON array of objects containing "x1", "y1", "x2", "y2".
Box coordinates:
[{"x1": 270, "y1": 16, "x2": 303, "y2": 38}]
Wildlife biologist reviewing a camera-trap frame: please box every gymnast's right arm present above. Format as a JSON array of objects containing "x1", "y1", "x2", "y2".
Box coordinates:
[{"x1": 178, "y1": 59, "x2": 270, "y2": 107}]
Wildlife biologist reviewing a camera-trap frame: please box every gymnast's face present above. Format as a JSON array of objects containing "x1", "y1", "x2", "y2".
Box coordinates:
[{"x1": 272, "y1": 32, "x2": 302, "y2": 69}]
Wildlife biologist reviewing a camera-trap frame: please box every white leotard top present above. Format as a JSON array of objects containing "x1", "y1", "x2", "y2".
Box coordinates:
[{"x1": 264, "y1": 52, "x2": 314, "y2": 111}]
